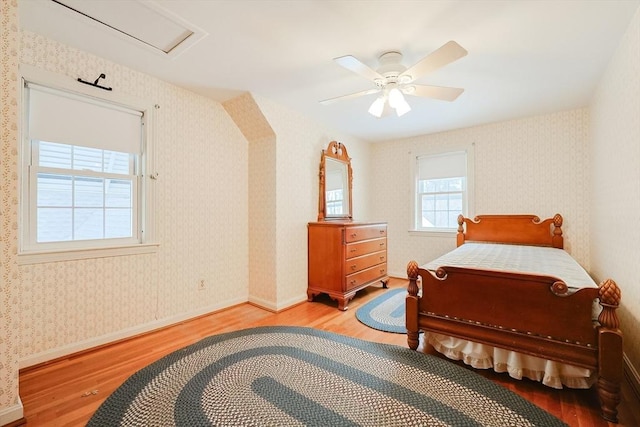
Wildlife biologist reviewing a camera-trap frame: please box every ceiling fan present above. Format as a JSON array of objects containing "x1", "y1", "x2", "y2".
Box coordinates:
[{"x1": 320, "y1": 41, "x2": 467, "y2": 118}]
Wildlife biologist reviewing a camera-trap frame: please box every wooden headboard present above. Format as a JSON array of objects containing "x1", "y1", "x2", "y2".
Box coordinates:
[{"x1": 456, "y1": 214, "x2": 563, "y2": 249}]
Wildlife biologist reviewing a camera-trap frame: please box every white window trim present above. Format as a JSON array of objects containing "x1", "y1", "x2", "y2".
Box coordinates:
[
  {"x1": 408, "y1": 143, "x2": 475, "y2": 235},
  {"x1": 18, "y1": 64, "x2": 158, "y2": 263}
]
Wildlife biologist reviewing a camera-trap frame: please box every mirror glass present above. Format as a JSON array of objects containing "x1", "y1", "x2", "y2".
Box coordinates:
[
  {"x1": 325, "y1": 158, "x2": 349, "y2": 217},
  {"x1": 318, "y1": 141, "x2": 352, "y2": 221}
]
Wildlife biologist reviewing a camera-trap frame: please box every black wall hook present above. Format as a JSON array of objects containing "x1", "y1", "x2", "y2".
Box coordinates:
[{"x1": 77, "y1": 73, "x2": 112, "y2": 91}]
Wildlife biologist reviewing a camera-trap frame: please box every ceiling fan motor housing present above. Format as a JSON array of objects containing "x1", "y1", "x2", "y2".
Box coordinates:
[{"x1": 375, "y1": 51, "x2": 410, "y2": 87}]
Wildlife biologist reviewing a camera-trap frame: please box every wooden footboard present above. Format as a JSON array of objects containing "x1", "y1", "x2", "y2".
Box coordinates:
[{"x1": 406, "y1": 261, "x2": 623, "y2": 422}]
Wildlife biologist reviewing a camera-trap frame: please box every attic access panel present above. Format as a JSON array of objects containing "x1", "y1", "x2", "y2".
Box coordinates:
[{"x1": 51, "y1": 0, "x2": 207, "y2": 58}]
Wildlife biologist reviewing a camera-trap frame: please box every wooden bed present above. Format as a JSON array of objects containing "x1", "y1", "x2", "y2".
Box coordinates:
[{"x1": 405, "y1": 214, "x2": 623, "y2": 422}]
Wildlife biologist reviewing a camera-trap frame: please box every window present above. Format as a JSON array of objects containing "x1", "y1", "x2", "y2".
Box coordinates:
[
  {"x1": 33, "y1": 141, "x2": 137, "y2": 243},
  {"x1": 412, "y1": 149, "x2": 473, "y2": 232},
  {"x1": 20, "y1": 75, "x2": 155, "y2": 261}
]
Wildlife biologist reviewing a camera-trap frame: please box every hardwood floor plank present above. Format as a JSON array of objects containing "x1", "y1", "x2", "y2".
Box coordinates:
[{"x1": 18, "y1": 278, "x2": 639, "y2": 426}]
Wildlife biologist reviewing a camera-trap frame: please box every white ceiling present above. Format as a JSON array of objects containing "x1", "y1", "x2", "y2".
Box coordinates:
[{"x1": 18, "y1": 0, "x2": 640, "y2": 142}]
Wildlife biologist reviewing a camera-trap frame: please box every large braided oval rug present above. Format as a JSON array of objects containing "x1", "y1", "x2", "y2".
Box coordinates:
[{"x1": 88, "y1": 326, "x2": 567, "y2": 426}]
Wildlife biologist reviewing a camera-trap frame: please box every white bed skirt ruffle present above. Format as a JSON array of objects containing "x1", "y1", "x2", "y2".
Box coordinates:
[{"x1": 427, "y1": 333, "x2": 596, "y2": 389}]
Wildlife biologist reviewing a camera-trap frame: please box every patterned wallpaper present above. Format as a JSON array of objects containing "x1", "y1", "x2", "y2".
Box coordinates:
[
  {"x1": 371, "y1": 109, "x2": 591, "y2": 278},
  {"x1": 222, "y1": 90, "x2": 374, "y2": 310},
  {"x1": 590, "y1": 7, "x2": 640, "y2": 379},
  {"x1": 0, "y1": 0, "x2": 22, "y2": 421},
  {"x1": 248, "y1": 94, "x2": 372, "y2": 310},
  {"x1": 223, "y1": 93, "x2": 277, "y2": 307},
  {"x1": 17, "y1": 31, "x2": 249, "y2": 366}
]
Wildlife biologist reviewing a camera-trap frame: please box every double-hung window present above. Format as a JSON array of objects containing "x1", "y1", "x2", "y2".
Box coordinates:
[
  {"x1": 20, "y1": 77, "x2": 154, "y2": 260},
  {"x1": 412, "y1": 148, "x2": 473, "y2": 232}
]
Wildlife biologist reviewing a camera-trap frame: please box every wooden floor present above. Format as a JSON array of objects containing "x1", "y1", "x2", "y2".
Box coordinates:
[{"x1": 18, "y1": 278, "x2": 640, "y2": 426}]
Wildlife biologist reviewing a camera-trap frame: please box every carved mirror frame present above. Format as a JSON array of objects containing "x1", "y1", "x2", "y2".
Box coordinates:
[{"x1": 318, "y1": 141, "x2": 353, "y2": 221}]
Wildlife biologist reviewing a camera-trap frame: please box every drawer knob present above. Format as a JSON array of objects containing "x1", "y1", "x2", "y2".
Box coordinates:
[
  {"x1": 350, "y1": 280, "x2": 357, "y2": 285},
  {"x1": 350, "y1": 233, "x2": 357, "y2": 238},
  {"x1": 350, "y1": 265, "x2": 357, "y2": 270},
  {"x1": 380, "y1": 230, "x2": 385, "y2": 233},
  {"x1": 350, "y1": 248, "x2": 357, "y2": 253},
  {"x1": 380, "y1": 256, "x2": 385, "y2": 260},
  {"x1": 380, "y1": 269, "x2": 386, "y2": 273},
  {"x1": 380, "y1": 242, "x2": 385, "y2": 246}
]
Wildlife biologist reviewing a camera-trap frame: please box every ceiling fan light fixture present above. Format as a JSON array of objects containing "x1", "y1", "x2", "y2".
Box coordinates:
[
  {"x1": 368, "y1": 96, "x2": 386, "y2": 118},
  {"x1": 387, "y1": 87, "x2": 404, "y2": 108},
  {"x1": 394, "y1": 98, "x2": 411, "y2": 116},
  {"x1": 388, "y1": 87, "x2": 411, "y2": 116}
]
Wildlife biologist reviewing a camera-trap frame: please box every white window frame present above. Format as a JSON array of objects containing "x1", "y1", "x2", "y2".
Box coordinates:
[
  {"x1": 409, "y1": 144, "x2": 475, "y2": 235},
  {"x1": 18, "y1": 65, "x2": 158, "y2": 264}
]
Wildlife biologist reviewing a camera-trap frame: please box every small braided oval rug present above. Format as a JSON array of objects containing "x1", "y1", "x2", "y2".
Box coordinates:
[
  {"x1": 88, "y1": 326, "x2": 567, "y2": 426},
  {"x1": 356, "y1": 288, "x2": 408, "y2": 333}
]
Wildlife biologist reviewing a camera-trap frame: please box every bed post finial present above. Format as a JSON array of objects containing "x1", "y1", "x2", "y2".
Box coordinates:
[
  {"x1": 456, "y1": 215, "x2": 465, "y2": 247},
  {"x1": 598, "y1": 279, "x2": 621, "y2": 329},
  {"x1": 407, "y1": 261, "x2": 419, "y2": 297},
  {"x1": 552, "y1": 213, "x2": 563, "y2": 248}
]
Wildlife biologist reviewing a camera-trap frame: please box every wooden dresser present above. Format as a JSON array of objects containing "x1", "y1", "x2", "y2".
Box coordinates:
[{"x1": 307, "y1": 221, "x2": 388, "y2": 310}]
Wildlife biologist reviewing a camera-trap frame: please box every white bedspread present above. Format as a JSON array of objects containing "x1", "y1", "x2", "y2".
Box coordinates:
[
  {"x1": 420, "y1": 242, "x2": 598, "y2": 389},
  {"x1": 423, "y1": 242, "x2": 596, "y2": 289}
]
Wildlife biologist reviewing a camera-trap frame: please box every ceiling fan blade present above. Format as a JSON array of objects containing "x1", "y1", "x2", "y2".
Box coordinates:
[
  {"x1": 334, "y1": 55, "x2": 383, "y2": 81},
  {"x1": 319, "y1": 88, "x2": 381, "y2": 105},
  {"x1": 408, "y1": 85, "x2": 464, "y2": 102},
  {"x1": 400, "y1": 41, "x2": 467, "y2": 82}
]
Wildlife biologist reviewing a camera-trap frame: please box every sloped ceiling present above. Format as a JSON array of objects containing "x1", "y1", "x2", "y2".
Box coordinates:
[{"x1": 18, "y1": 0, "x2": 640, "y2": 142}]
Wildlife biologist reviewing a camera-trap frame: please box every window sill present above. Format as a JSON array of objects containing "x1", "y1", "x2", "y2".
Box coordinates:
[
  {"x1": 17, "y1": 242, "x2": 160, "y2": 265},
  {"x1": 408, "y1": 229, "x2": 457, "y2": 238}
]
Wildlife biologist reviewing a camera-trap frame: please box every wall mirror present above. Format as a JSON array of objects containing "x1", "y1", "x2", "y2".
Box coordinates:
[{"x1": 318, "y1": 141, "x2": 353, "y2": 221}]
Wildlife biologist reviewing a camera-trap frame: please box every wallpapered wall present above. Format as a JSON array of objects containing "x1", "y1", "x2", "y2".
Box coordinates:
[
  {"x1": 17, "y1": 31, "x2": 250, "y2": 366},
  {"x1": 4, "y1": 18, "x2": 372, "y2": 377},
  {"x1": 590, "y1": 6, "x2": 640, "y2": 380},
  {"x1": 0, "y1": 0, "x2": 21, "y2": 421},
  {"x1": 240, "y1": 93, "x2": 372, "y2": 310},
  {"x1": 223, "y1": 93, "x2": 277, "y2": 308},
  {"x1": 370, "y1": 109, "x2": 591, "y2": 278},
  {"x1": 224, "y1": 92, "x2": 367, "y2": 310}
]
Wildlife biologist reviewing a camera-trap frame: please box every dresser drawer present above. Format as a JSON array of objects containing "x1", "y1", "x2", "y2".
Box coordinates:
[
  {"x1": 345, "y1": 250, "x2": 386, "y2": 274},
  {"x1": 345, "y1": 238, "x2": 386, "y2": 259},
  {"x1": 345, "y1": 263, "x2": 388, "y2": 291},
  {"x1": 345, "y1": 224, "x2": 387, "y2": 243}
]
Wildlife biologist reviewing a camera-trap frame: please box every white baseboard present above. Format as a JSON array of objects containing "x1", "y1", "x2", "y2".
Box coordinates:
[
  {"x1": 247, "y1": 295, "x2": 277, "y2": 311},
  {"x1": 624, "y1": 353, "x2": 640, "y2": 401},
  {"x1": 389, "y1": 271, "x2": 406, "y2": 279},
  {"x1": 19, "y1": 297, "x2": 246, "y2": 369},
  {"x1": 0, "y1": 398, "x2": 23, "y2": 426},
  {"x1": 275, "y1": 294, "x2": 308, "y2": 311},
  {"x1": 249, "y1": 294, "x2": 307, "y2": 312}
]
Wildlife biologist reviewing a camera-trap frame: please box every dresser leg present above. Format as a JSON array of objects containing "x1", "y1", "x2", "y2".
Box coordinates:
[
  {"x1": 307, "y1": 290, "x2": 318, "y2": 302},
  {"x1": 382, "y1": 279, "x2": 388, "y2": 289}
]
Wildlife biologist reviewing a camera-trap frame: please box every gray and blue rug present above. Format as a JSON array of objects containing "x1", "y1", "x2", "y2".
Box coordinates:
[
  {"x1": 356, "y1": 288, "x2": 408, "y2": 333},
  {"x1": 88, "y1": 326, "x2": 567, "y2": 426}
]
